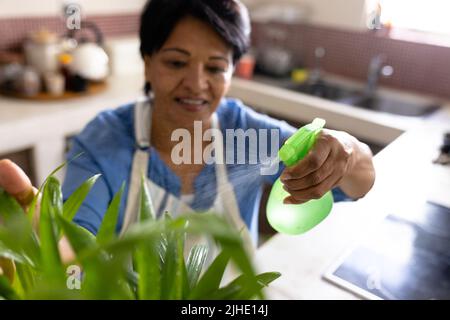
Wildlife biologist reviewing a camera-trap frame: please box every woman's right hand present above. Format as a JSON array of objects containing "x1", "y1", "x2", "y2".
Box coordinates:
[
  {"x1": 0, "y1": 159, "x2": 37, "y2": 283},
  {"x1": 0, "y1": 159, "x2": 75, "y2": 279},
  {"x1": 0, "y1": 159, "x2": 36, "y2": 208}
]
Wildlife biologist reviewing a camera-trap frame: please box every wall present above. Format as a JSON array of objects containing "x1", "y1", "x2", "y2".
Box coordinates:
[
  {"x1": 243, "y1": 0, "x2": 368, "y2": 31},
  {"x1": 251, "y1": 21, "x2": 450, "y2": 100},
  {"x1": 0, "y1": 0, "x2": 146, "y2": 17},
  {"x1": 0, "y1": 0, "x2": 143, "y2": 51}
]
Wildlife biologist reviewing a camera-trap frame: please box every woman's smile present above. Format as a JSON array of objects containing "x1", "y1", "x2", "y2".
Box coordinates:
[{"x1": 174, "y1": 96, "x2": 210, "y2": 112}]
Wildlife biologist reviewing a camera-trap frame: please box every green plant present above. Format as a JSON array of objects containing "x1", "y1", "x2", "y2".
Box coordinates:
[{"x1": 0, "y1": 171, "x2": 280, "y2": 300}]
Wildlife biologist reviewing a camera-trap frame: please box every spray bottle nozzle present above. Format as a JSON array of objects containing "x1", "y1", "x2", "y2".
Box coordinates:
[{"x1": 279, "y1": 118, "x2": 326, "y2": 167}]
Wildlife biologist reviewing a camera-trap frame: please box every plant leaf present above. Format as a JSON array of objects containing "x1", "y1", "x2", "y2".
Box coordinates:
[
  {"x1": 159, "y1": 216, "x2": 187, "y2": 300},
  {"x1": 158, "y1": 233, "x2": 168, "y2": 264},
  {"x1": 134, "y1": 238, "x2": 160, "y2": 300},
  {"x1": 221, "y1": 241, "x2": 262, "y2": 299},
  {"x1": 96, "y1": 183, "x2": 124, "y2": 245},
  {"x1": 181, "y1": 214, "x2": 261, "y2": 299},
  {"x1": 173, "y1": 227, "x2": 186, "y2": 300},
  {"x1": 57, "y1": 211, "x2": 133, "y2": 300},
  {"x1": 139, "y1": 174, "x2": 154, "y2": 221},
  {"x1": 28, "y1": 153, "x2": 83, "y2": 226},
  {"x1": 0, "y1": 188, "x2": 25, "y2": 222},
  {"x1": 210, "y1": 272, "x2": 281, "y2": 300},
  {"x1": 188, "y1": 249, "x2": 230, "y2": 299},
  {"x1": 186, "y1": 244, "x2": 208, "y2": 289},
  {"x1": 63, "y1": 174, "x2": 101, "y2": 221},
  {"x1": 182, "y1": 213, "x2": 242, "y2": 245},
  {"x1": 0, "y1": 229, "x2": 37, "y2": 270},
  {"x1": 134, "y1": 178, "x2": 159, "y2": 299},
  {"x1": 81, "y1": 253, "x2": 133, "y2": 300},
  {"x1": 0, "y1": 241, "x2": 27, "y2": 264},
  {"x1": 14, "y1": 262, "x2": 35, "y2": 294},
  {"x1": 0, "y1": 275, "x2": 20, "y2": 300},
  {"x1": 79, "y1": 219, "x2": 165, "y2": 261},
  {"x1": 188, "y1": 214, "x2": 259, "y2": 298},
  {"x1": 160, "y1": 228, "x2": 177, "y2": 299},
  {"x1": 39, "y1": 176, "x2": 65, "y2": 284},
  {"x1": 43, "y1": 156, "x2": 79, "y2": 188},
  {"x1": 56, "y1": 214, "x2": 97, "y2": 258},
  {"x1": 0, "y1": 190, "x2": 39, "y2": 267}
]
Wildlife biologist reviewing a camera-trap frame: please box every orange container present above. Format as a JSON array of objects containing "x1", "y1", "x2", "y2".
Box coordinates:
[{"x1": 234, "y1": 54, "x2": 255, "y2": 80}]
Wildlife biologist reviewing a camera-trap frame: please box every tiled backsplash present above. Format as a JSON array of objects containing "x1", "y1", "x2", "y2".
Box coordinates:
[
  {"x1": 0, "y1": 14, "x2": 449, "y2": 99},
  {"x1": 0, "y1": 14, "x2": 139, "y2": 51},
  {"x1": 251, "y1": 22, "x2": 450, "y2": 100}
]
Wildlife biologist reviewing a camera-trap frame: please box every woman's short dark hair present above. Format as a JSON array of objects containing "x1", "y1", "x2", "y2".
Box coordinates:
[{"x1": 140, "y1": 0, "x2": 251, "y2": 93}]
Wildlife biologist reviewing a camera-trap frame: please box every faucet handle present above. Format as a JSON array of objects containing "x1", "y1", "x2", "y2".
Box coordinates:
[
  {"x1": 381, "y1": 65, "x2": 394, "y2": 78},
  {"x1": 369, "y1": 54, "x2": 393, "y2": 77},
  {"x1": 365, "y1": 54, "x2": 393, "y2": 97},
  {"x1": 314, "y1": 47, "x2": 326, "y2": 59},
  {"x1": 309, "y1": 47, "x2": 326, "y2": 84}
]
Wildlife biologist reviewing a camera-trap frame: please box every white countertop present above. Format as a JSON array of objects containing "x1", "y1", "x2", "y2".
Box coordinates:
[
  {"x1": 255, "y1": 122, "x2": 450, "y2": 299},
  {"x1": 0, "y1": 74, "x2": 144, "y2": 154}
]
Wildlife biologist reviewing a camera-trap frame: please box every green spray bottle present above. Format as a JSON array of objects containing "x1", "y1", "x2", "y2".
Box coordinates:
[{"x1": 266, "y1": 118, "x2": 334, "y2": 235}]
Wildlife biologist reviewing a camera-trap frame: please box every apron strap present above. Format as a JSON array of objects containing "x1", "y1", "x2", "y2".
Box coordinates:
[
  {"x1": 134, "y1": 96, "x2": 152, "y2": 149},
  {"x1": 120, "y1": 149, "x2": 152, "y2": 236},
  {"x1": 120, "y1": 99, "x2": 155, "y2": 236},
  {"x1": 211, "y1": 114, "x2": 255, "y2": 252}
]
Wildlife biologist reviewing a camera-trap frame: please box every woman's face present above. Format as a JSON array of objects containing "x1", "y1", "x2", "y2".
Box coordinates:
[{"x1": 144, "y1": 16, "x2": 234, "y2": 127}]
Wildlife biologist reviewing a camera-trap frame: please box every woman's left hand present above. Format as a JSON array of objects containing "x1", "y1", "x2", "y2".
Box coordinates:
[{"x1": 280, "y1": 129, "x2": 357, "y2": 204}]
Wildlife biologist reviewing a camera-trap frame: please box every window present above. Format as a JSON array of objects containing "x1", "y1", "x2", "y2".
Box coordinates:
[{"x1": 378, "y1": 0, "x2": 450, "y2": 36}]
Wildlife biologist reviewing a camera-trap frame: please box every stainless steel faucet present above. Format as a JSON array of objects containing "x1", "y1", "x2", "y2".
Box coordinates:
[
  {"x1": 365, "y1": 54, "x2": 394, "y2": 98},
  {"x1": 309, "y1": 47, "x2": 326, "y2": 84}
]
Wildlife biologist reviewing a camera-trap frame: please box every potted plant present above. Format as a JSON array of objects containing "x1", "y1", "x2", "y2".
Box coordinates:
[{"x1": 0, "y1": 167, "x2": 280, "y2": 300}]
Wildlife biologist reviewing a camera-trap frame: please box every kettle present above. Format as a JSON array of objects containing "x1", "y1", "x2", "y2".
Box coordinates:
[
  {"x1": 66, "y1": 21, "x2": 109, "y2": 81},
  {"x1": 24, "y1": 29, "x2": 62, "y2": 76},
  {"x1": 256, "y1": 46, "x2": 295, "y2": 78},
  {"x1": 254, "y1": 25, "x2": 296, "y2": 78}
]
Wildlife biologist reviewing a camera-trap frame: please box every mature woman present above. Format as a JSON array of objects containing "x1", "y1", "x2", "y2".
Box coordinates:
[{"x1": 0, "y1": 0, "x2": 375, "y2": 254}]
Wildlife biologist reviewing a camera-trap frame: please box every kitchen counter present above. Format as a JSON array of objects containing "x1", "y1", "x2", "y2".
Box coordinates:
[{"x1": 255, "y1": 121, "x2": 450, "y2": 299}]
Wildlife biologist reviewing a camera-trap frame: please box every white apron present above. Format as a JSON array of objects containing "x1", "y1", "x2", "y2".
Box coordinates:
[{"x1": 119, "y1": 98, "x2": 254, "y2": 263}]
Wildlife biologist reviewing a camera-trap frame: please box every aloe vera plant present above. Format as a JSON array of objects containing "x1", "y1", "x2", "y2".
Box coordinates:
[{"x1": 0, "y1": 171, "x2": 280, "y2": 300}]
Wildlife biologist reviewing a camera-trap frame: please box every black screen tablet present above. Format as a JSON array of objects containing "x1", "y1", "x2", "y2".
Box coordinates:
[{"x1": 323, "y1": 201, "x2": 450, "y2": 300}]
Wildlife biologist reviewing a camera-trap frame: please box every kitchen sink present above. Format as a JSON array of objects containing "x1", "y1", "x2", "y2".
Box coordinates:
[
  {"x1": 252, "y1": 73, "x2": 441, "y2": 118},
  {"x1": 336, "y1": 94, "x2": 441, "y2": 117},
  {"x1": 286, "y1": 79, "x2": 358, "y2": 101}
]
